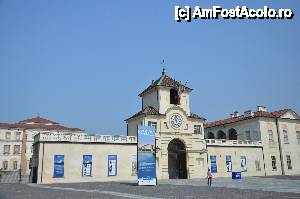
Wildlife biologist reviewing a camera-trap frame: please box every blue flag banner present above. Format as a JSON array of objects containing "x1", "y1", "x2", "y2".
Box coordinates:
[
  {"x1": 137, "y1": 125, "x2": 156, "y2": 186},
  {"x1": 240, "y1": 156, "x2": 247, "y2": 172},
  {"x1": 108, "y1": 155, "x2": 117, "y2": 176},
  {"x1": 210, "y1": 155, "x2": 217, "y2": 173},
  {"x1": 54, "y1": 155, "x2": 64, "y2": 177},
  {"x1": 82, "y1": 155, "x2": 92, "y2": 176},
  {"x1": 226, "y1": 155, "x2": 232, "y2": 172}
]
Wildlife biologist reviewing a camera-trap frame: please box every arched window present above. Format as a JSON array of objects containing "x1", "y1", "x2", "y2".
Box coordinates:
[
  {"x1": 217, "y1": 130, "x2": 226, "y2": 139},
  {"x1": 3, "y1": 160, "x2": 8, "y2": 170},
  {"x1": 228, "y1": 128, "x2": 238, "y2": 140},
  {"x1": 207, "y1": 132, "x2": 215, "y2": 139},
  {"x1": 170, "y1": 88, "x2": 180, "y2": 105}
]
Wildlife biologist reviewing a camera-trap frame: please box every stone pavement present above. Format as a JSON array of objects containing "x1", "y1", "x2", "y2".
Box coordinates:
[
  {"x1": 159, "y1": 176, "x2": 300, "y2": 193},
  {"x1": 0, "y1": 176, "x2": 299, "y2": 199}
]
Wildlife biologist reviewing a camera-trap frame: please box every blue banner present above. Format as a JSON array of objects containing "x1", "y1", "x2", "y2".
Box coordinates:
[
  {"x1": 226, "y1": 155, "x2": 232, "y2": 172},
  {"x1": 210, "y1": 155, "x2": 217, "y2": 173},
  {"x1": 54, "y1": 155, "x2": 64, "y2": 177},
  {"x1": 82, "y1": 155, "x2": 92, "y2": 176},
  {"x1": 240, "y1": 156, "x2": 247, "y2": 172},
  {"x1": 108, "y1": 155, "x2": 117, "y2": 176},
  {"x1": 137, "y1": 125, "x2": 156, "y2": 186}
]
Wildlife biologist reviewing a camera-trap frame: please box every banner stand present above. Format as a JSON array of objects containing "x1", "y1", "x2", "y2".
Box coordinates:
[{"x1": 137, "y1": 125, "x2": 157, "y2": 186}]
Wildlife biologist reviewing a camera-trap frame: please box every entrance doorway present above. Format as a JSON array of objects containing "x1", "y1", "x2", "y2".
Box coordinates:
[{"x1": 168, "y1": 139, "x2": 187, "y2": 179}]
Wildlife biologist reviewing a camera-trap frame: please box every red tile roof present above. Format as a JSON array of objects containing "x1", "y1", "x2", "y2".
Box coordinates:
[
  {"x1": 138, "y1": 75, "x2": 192, "y2": 97},
  {"x1": 0, "y1": 117, "x2": 83, "y2": 132},
  {"x1": 204, "y1": 109, "x2": 292, "y2": 128},
  {"x1": 271, "y1": 109, "x2": 290, "y2": 117},
  {"x1": 125, "y1": 106, "x2": 164, "y2": 121},
  {"x1": 125, "y1": 107, "x2": 204, "y2": 121},
  {"x1": 18, "y1": 116, "x2": 58, "y2": 124},
  {"x1": 189, "y1": 112, "x2": 204, "y2": 120}
]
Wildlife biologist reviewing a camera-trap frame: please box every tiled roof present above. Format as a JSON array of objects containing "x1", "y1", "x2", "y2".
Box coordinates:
[
  {"x1": 125, "y1": 106, "x2": 164, "y2": 121},
  {"x1": 18, "y1": 116, "x2": 58, "y2": 124},
  {"x1": 271, "y1": 109, "x2": 290, "y2": 117},
  {"x1": 204, "y1": 109, "x2": 293, "y2": 128},
  {"x1": 0, "y1": 117, "x2": 83, "y2": 132},
  {"x1": 189, "y1": 112, "x2": 204, "y2": 120},
  {"x1": 138, "y1": 75, "x2": 192, "y2": 97}
]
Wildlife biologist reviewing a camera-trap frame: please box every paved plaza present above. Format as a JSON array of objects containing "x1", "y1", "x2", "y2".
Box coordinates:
[{"x1": 0, "y1": 176, "x2": 300, "y2": 199}]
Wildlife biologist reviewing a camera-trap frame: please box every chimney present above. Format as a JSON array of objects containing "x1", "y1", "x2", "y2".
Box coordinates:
[
  {"x1": 244, "y1": 110, "x2": 254, "y2": 117},
  {"x1": 257, "y1": 106, "x2": 267, "y2": 112},
  {"x1": 233, "y1": 111, "x2": 239, "y2": 117}
]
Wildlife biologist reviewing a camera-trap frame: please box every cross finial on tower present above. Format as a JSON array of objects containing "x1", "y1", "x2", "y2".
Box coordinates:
[
  {"x1": 162, "y1": 67, "x2": 166, "y2": 76},
  {"x1": 161, "y1": 59, "x2": 166, "y2": 76}
]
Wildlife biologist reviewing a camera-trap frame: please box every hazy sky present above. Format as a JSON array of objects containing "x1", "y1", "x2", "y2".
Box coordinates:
[{"x1": 0, "y1": 1, "x2": 299, "y2": 134}]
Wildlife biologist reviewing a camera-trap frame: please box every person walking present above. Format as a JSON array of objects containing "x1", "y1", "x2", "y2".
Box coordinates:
[{"x1": 207, "y1": 169, "x2": 212, "y2": 187}]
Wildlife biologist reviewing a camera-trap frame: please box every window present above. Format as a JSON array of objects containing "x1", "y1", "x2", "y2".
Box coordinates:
[
  {"x1": 283, "y1": 130, "x2": 289, "y2": 144},
  {"x1": 3, "y1": 161, "x2": 8, "y2": 170},
  {"x1": 170, "y1": 88, "x2": 180, "y2": 105},
  {"x1": 5, "y1": 132, "x2": 11, "y2": 140},
  {"x1": 4, "y1": 145, "x2": 10, "y2": 155},
  {"x1": 255, "y1": 156, "x2": 261, "y2": 171},
  {"x1": 297, "y1": 131, "x2": 300, "y2": 145},
  {"x1": 194, "y1": 125, "x2": 202, "y2": 134},
  {"x1": 217, "y1": 130, "x2": 226, "y2": 139},
  {"x1": 13, "y1": 161, "x2": 18, "y2": 170},
  {"x1": 14, "y1": 145, "x2": 20, "y2": 154},
  {"x1": 268, "y1": 130, "x2": 274, "y2": 143},
  {"x1": 271, "y1": 156, "x2": 277, "y2": 170},
  {"x1": 286, "y1": 155, "x2": 292, "y2": 170},
  {"x1": 245, "y1": 131, "x2": 251, "y2": 140},
  {"x1": 253, "y1": 131, "x2": 260, "y2": 141},
  {"x1": 148, "y1": 121, "x2": 157, "y2": 132},
  {"x1": 15, "y1": 132, "x2": 21, "y2": 140},
  {"x1": 207, "y1": 132, "x2": 215, "y2": 139},
  {"x1": 228, "y1": 128, "x2": 237, "y2": 140}
]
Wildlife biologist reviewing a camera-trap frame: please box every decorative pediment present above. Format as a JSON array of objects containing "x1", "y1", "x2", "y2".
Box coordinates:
[{"x1": 280, "y1": 110, "x2": 299, "y2": 120}]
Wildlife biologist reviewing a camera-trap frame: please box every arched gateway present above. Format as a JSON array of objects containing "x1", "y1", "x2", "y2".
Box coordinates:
[{"x1": 168, "y1": 139, "x2": 187, "y2": 179}]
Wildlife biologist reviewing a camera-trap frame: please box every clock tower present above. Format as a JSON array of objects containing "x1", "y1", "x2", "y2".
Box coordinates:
[{"x1": 125, "y1": 69, "x2": 207, "y2": 179}]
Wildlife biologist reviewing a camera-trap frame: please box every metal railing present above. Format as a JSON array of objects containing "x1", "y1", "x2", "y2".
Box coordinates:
[
  {"x1": 205, "y1": 139, "x2": 262, "y2": 146},
  {"x1": 34, "y1": 132, "x2": 137, "y2": 144}
]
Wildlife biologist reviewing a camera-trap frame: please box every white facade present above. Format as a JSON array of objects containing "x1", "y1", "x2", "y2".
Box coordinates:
[
  {"x1": 205, "y1": 108, "x2": 300, "y2": 176},
  {"x1": 0, "y1": 117, "x2": 84, "y2": 175}
]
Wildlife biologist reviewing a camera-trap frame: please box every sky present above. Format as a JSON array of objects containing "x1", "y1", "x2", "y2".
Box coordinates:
[{"x1": 0, "y1": 1, "x2": 299, "y2": 135}]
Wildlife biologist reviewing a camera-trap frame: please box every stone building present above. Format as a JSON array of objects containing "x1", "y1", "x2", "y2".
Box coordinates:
[
  {"x1": 204, "y1": 107, "x2": 300, "y2": 176},
  {"x1": 31, "y1": 70, "x2": 300, "y2": 184},
  {"x1": 0, "y1": 117, "x2": 84, "y2": 175},
  {"x1": 125, "y1": 69, "x2": 207, "y2": 179}
]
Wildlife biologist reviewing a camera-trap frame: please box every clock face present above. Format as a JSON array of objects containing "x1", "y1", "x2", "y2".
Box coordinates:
[{"x1": 170, "y1": 114, "x2": 183, "y2": 129}]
